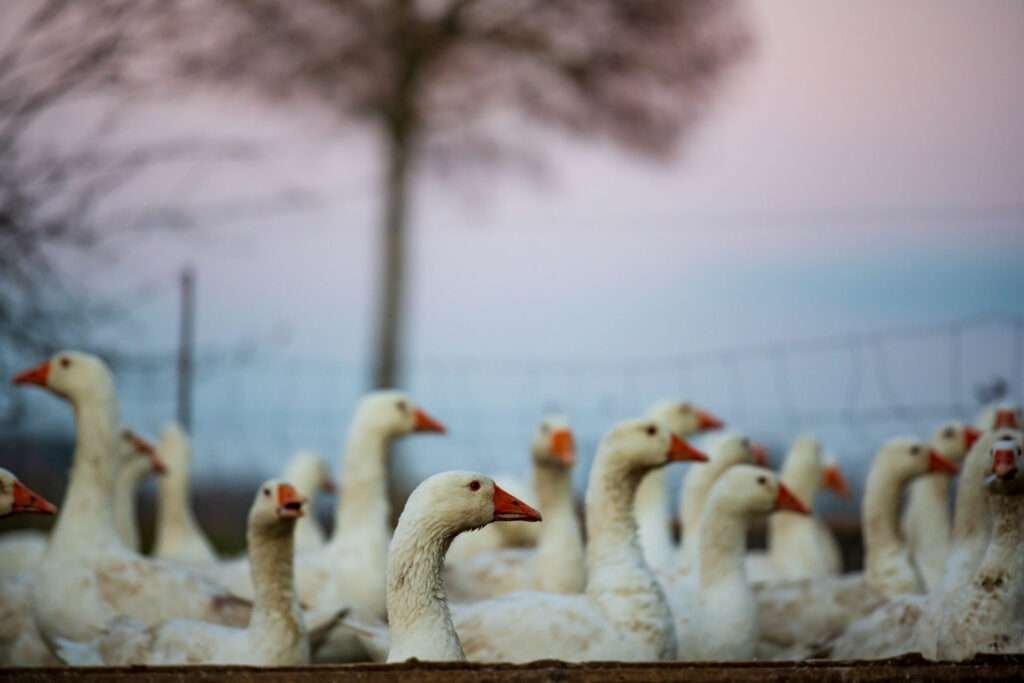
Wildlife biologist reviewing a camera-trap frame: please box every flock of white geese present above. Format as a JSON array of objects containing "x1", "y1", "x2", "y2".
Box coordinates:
[{"x1": 0, "y1": 349, "x2": 1022, "y2": 666}]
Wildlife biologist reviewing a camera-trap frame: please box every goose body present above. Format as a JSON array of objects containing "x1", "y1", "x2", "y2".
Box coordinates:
[
  {"x1": 197, "y1": 391, "x2": 446, "y2": 662},
  {"x1": 350, "y1": 420, "x2": 709, "y2": 663},
  {"x1": 901, "y1": 422, "x2": 979, "y2": 591},
  {"x1": 634, "y1": 400, "x2": 724, "y2": 573},
  {"x1": 755, "y1": 437, "x2": 959, "y2": 658},
  {"x1": 445, "y1": 416, "x2": 584, "y2": 601},
  {"x1": 13, "y1": 352, "x2": 253, "y2": 645},
  {"x1": 663, "y1": 433, "x2": 766, "y2": 580},
  {"x1": 671, "y1": 466, "x2": 809, "y2": 660},
  {"x1": 747, "y1": 436, "x2": 849, "y2": 582},
  {"x1": 0, "y1": 469, "x2": 59, "y2": 667},
  {"x1": 55, "y1": 481, "x2": 325, "y2": 666},
  {"x1": 153, "y1": 424, "x2": 217, "y2": 564},
  {"x1": 936, "y1": 429, "x2": 1024, "y2": 660}
]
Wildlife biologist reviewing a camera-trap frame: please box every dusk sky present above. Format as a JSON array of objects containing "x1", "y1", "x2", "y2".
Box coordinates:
[
  {"x1": 69, "y1": 0, "x2": 1022, "y2": 365},
  {"x1": 25, "y1": 0, "x2": 1024, "y2": 492}
]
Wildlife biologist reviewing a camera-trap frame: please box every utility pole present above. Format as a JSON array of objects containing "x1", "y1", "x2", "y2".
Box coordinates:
[{"x1": 177, "y1": 267, "x2": 195, "y2": 432}]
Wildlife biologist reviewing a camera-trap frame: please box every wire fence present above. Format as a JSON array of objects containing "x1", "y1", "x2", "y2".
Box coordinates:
[{"x1": 7, "y1": 314, "x2": 1022, "y2": 513}]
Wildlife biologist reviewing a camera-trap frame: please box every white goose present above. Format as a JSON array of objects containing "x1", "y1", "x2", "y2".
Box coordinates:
[
  {"x1": 827, "y1": 425, "x2": 1016, "y2": 660},
  {"x1": 153, "y1": 423, "x2": 218, "y2": 564},
  {"x1": 386, "y1": 472, "x2": 542, "y2": 662},
  {"x1": 635, "y1": 400, "x2": 724, "y2": 573},
  {"x1": 199, "y1": 390, "x2": 446, "y2": 662},
  {"x1": 0, "y1": 468, "x2": 59, "y2": 667},
  {"x1": 347, "y1": 419, "x2": 709, "y2": 662},
  {"x1": 446, "y1": 417, "x2": 582, "y2": 564},
  {"x1": 114, "y1": 429, "x2": 165, "y2": 552},
  {"x1": 13, "y1": 352, "x2": 254, "y2": 644},
  {"x1": 936, "y1": 429, "x2": 1024, "y2": 660},
  {"x1": 55, "y1": 480, "x2": 343, "y2": 666},
  {"x1": 671, "y1": 466, "x2": 809, "y2": 660},
  {"x1": 0, "y1": 427, "x2": 160, "y2": 578},
  {"x1": 445, "y1": 416, "x2": 582, "y2": 601},
  {"x1": 282, "y1": 451, "x2": 335, "y2": 553},
  {"x1": 746, "y1": 436, "x2": 850, "y2": 582},
  {"x1": 754, "y1": 437, "x2": 959, "y2": 659},
  {"x1": 901, "y1": 422, "x2": 980, "y2": 591},
  {"x1": 673, "y1": 433, "x2": 768, "y2": 577}
]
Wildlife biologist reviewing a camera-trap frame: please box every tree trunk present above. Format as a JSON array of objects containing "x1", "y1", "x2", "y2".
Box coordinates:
[{"x1": 371, "y1": 123, "x2": 415, "y2": 389}]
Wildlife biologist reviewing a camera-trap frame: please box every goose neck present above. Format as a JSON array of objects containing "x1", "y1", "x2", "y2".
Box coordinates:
[
  {"x1": 385, "y1": 510, "x2": 463, "y2": 661},
  {"x1": 50, "y1": 396, "x2": 120, "y2": 547},
  {"x1": 247, "y1": 520, "x2": 305, "y2": 654},
  {"x1": 697, "y1": 505, "x2": 749, "y2": 591},
  {"x1": 331, "y1": 424, "x2": 391, "y2": 549},
  {"x1": 584, "y1": 456, "x2": 648, "y2": 585},
  {"x1": 862, "y1": 463, "x2": 906, "y2": 561}
]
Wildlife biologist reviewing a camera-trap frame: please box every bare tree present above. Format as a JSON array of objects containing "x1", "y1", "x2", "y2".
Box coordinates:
[
  {"x1": 156, "y1": 0, "x2": 752, "y2": 388},
  {"x1": 0, "y1": 1, "x2": 275, "y2": 424}
]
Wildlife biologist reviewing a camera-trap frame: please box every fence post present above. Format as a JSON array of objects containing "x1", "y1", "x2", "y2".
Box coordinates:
[{"x1": 177, "y1": 267, "x2": 195, "y2": 433}]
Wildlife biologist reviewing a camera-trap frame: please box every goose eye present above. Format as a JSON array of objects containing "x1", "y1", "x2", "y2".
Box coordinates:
[
  {"x1": 263, "y1": 488, "x2": 271, "y2": 497},
  {"x1": 741, "y1": 438, "x2": 750, "y2": 448},
  {"x1": 540, "y1": 424, "x2": 549, "y2": 434},
  {"x1": 468, "y1": 480, "x2": 481, "y2": 492},
  {"x1": 646, "y1": 425, "x2": 657, "y2": 436},
  {"x1": 396, "y1": 401, "x2": 407, "y2": 412},
  {"x1": 909, "y1": 446, "x2": 921, "y2": 456},
  {"x1": 679, "y1": 404, "x2": 692, "y2": 414},
  {"x1": 942, "y1": 428, "x2": 955, "y2": 439},
  {"x1": 757, "y1": 476, "x2": 768, "y2": 485},
  {"x1": 60, "y1": 357, "x2": 71, "y2": 369}
]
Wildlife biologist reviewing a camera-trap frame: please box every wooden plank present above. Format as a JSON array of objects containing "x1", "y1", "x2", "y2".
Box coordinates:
[{"x1": 2, "y1": 656, "x2": 1023, "y2": 683}]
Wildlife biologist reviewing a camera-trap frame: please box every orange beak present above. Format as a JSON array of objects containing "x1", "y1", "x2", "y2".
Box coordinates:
[
  {"x1": 696, "y1": 409, "x2": 724, "y2": 432},
  {"x1": 994, "y1": 409, "x2": 1019, "y2": 430},
  {"x1": 822, "y1": 464, "x2": 851, "y2": 498},
  {"x1": 991, "y1": 447, "x2": 1018, "y2": 480},
  {"x1": 928, "y1": 449, "x2": 959, "y2": 475},
  {"x1": 963, "y1": 426, "x2": 982, "y2": 451},
  {"x1": 549, "y1": 429, "x2": 576, "y2": 465},
  {"x1": 751, "y1": 443, "x2": 770, "y2": 467},
  {"x1": 11, "y1": 481, "x2": 58, "y2": 516},
  {"x1": 667, "y1": 434, "x2": 709, "y2": 463},
  {"x1": 276, "y1": 483, "x2": 306, "y2": 518},
  {"x1": 774, "y1": 482, "x2": 810, "y2": 515},
  {"x1": 413, "y1": 408, "x2": 446, "y2": 434},
  {"x1": 13, "y1": 361, "x2": 50, "y2": 388},
  {"x1": 492, "y1": 483, "x2": 542, "y2": 523}
]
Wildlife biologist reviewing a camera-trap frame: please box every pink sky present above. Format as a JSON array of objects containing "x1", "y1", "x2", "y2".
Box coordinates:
[{"x1": 73, "y1": 0, "x2": 1024, "y2": 363}]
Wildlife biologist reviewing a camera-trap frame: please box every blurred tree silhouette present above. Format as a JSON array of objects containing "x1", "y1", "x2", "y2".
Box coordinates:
[
  {"x1": 160, "y1": 0, "x2": 752, "y2": 388},
  {"x1": 0, "y1": 0, "x2": 267, "y2": 425}
]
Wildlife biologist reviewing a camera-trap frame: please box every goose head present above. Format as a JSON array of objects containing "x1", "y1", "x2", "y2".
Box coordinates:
[
  {"x1": 977, "y1": 404, "x2": 1022, "y2": 431},
  {"x1": 530, "y1": 415, "x2": 576, "y2": 467},
  {"x1": 931, "y1": 422, "x2": 982, "y2": 466},
  {"x1": 0, "y1": 468, "x2": 58, "y2": 518},
  {"x1": 711, "y1": 433, "x2": 770, "y2": 469},
  {"x1": 250, "y1": 479, "x2": 307, "y2": 532},
  {"x1": 784, "y1": 435, "x2": 850, "y2": 498},
  {"x1": 599, "y1": 418, "x2": 708, "y2": 475},
  {"x1": 120, "y1": 428, "x2": 166, "y2": 475},
  {"x1": 355, "y1": 390, "x2": 446, "y2": 438},
  {"x1": 647, "y1": 400, "x2": 725, "y2": 439},
  {"x1": 13, "y1": 351, "x2": 115, "y2": 405},
  {"x1": 874, "y1": 437, "x2": 959, "y2": 484},
  {"x1": 985, "y1": 436, "x2": 1024, "y2": 495},
  {"x1": 404, "y1": 471, "x2": 542, "y2": 538},
  {"x1": 708, "y1": 465, "x2": 810, "y2": 518},
  {"x1": 284, "y1": 451, "x2": 336, "y2": 496}
]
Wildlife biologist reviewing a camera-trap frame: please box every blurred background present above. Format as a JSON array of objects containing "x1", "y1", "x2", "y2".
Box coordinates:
[{"x1": 1, "y1": 0, "x2": 1022, "y2": 555}]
